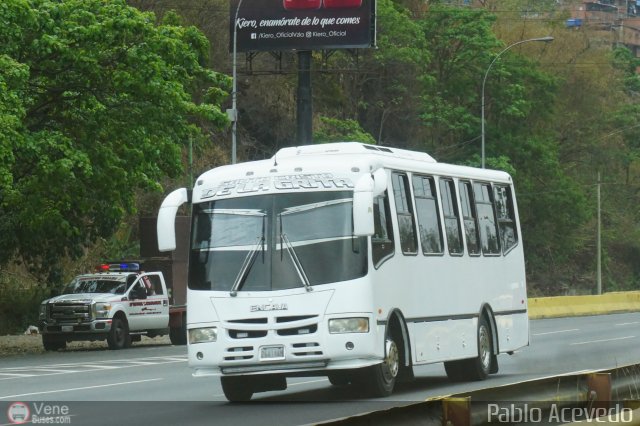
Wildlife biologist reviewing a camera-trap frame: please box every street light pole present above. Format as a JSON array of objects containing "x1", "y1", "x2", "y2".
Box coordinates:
[
  {"x1": 228, "y1": 0, "x2": 245, "y2": 165},
  {"x1": 481, "y1": 36, "x2": 554, "y2": 168}
]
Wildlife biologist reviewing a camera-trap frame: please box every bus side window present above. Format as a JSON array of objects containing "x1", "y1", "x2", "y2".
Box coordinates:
[
  {"x1": 473, "y1": 182, "x2": 501, "y2": 255},
  {"x1": 438, "y1": 178, "x2": 463, "y2": 255},
  {"x1": 494, "y1": 185, "x2": 518, "y2": 254},
  {"x1": 391, "y1": 172, "x2": 418, "y2": 255},
  {"x1": 459, "y1": 180, "x2": 481, "y2": 256},
  {"x1": 412, "y1": 175, "x2": 443, "y2": 255},
  {"x1": 372, "y1": 192, "x2": 395, "y2": 268}
]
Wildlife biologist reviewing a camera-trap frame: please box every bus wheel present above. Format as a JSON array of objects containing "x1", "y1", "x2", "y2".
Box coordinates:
[
  {"x1": 221, "y1": 377, "x2": 253, "y2": 402},
  {"x1": 444, "y1": 359, "x2": 467, "y2": 382},
  {"x1": 327, "y1": 372, "x2": 350, "y2": 386},
  {"x1": 363, "y1": 337, "x2": 399, "y2": 397},
  {"x1": 444, "y1": 315, "x2": 494, "y2": 382},
  {"x1": 470, "y1": 315, "x2": 493, "y2": 380}
]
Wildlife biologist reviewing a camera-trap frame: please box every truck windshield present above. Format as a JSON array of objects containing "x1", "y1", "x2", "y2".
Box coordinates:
[
  {"x1": 189, "y1": 191, "x2": 367, "y2": 291},
  {"x1": 63, "y1": 277, "x2": 128, "y2": 294}
]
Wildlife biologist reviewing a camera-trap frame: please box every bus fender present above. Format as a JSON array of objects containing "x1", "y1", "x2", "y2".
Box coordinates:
[
  {"x1": 478, "y1": 303, "x2": 499, "y2": 355},
  {"x1": 381, "y1": 309, "x2": 412, "y2": 368}
]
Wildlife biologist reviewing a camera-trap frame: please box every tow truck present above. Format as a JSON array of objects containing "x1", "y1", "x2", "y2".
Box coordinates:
[{"x1": 38, "y1": 261, "x2": 187, "y2": 350}]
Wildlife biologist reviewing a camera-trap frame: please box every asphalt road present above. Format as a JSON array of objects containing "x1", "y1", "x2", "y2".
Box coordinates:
[{"x1": 1, "y1": 312, "x2": 639, "y2": 426}]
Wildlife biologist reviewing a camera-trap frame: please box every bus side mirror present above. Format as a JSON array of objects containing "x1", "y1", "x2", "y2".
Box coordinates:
[
  {"x1": 157, "y1": 188, "x2": 189, "y2": 252},
  {"x1": 353, "y1": 175, "x2": 375, "y2": 237},
  {"x1": 372, "y1": 168, "x2": 387, "y2": 197}
]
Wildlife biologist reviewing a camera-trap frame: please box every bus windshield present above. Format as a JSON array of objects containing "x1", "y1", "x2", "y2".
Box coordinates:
[{"x1": 189, "y1": 191, "x2": 367, "y2": 291}]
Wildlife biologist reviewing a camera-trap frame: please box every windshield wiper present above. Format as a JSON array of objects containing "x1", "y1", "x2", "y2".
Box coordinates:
[
  {"x1": 279, "y1": 214, "x2": 312, "y2": 292},
  {"x1": 230, "y1": 216, "x2": 265, "y2": 297}
]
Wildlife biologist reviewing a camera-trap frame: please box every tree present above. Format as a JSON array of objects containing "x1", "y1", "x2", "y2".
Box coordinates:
[
  {"x1": 313, "y1": 116, "x2": 376, "y2": 144},
  {"x1": 0, "y1": 0, "x2": 230, "y2": 282},
  {"x1": 313, "y1": 0, "x2": 428, "y2": 147},
  {"x1": 418, "y1": 4, "x2": 500, "y2": 155}
]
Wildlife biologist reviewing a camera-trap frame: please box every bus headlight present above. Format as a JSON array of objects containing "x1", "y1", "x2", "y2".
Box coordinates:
[
  {"x1": 189, "y1": 327, "x2": 218, "y2": 344},
  {"x1": 93, "y1": 302, "x2": 111, "y2": 318},
  {"x1": 328, "y1": 318, "x2": 369, "y2": 334}
]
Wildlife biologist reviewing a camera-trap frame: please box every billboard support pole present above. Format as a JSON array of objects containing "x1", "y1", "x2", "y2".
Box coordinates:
[{"x1": 296, "y1": 50, "x2": 313, "y2": 145}]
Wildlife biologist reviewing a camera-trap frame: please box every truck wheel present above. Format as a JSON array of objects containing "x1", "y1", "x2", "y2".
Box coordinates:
[
  {"x1": 221, "y1": 377, "x2": 253, "y2": 402},
  {"x1": 107, "y1": 317, "x2": 131, "y2": 350},
  {"x1": 42, "y1": 335, "x2": 66, "y2": 351}
]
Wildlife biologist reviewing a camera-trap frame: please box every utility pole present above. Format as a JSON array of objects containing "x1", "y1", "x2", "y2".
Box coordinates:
[
  {"x1": 296, "y1": 50, "x2": 313, "y2": 145},
  {"x1": 596, "y1": 171, "x2": 602, "y2": 295}
]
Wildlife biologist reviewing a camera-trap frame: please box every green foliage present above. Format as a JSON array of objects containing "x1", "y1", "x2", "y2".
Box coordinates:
[
  {"x1": 346, "y1": 0, "x2": 428, "y2": 145},
  {"x1": 0, "y1": 272, "x2": 47, "y2": 334},
  {"x1": 0, "y1": 0, "x2": 230, "y2": 282},
  {"x1": 418, "y1": 5, "x2": 500, "y2": 150},
  {"x1": 612, "y1": 46, "x2": 640, "y2": 95},
  {"x1": 314, "y1": 116, "x2": 376, "y2": 144}
]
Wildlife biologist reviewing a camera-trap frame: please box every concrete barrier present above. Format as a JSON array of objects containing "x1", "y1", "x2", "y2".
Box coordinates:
[
  {"x1": 528, "y1": 291, "x2": 640, "y2": 319},
  {"x1": 319, "y1": 364, "x2": 640, "y2": 425}
]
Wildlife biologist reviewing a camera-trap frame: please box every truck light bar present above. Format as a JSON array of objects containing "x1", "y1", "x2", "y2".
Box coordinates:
[{"x1": 96, "y1": 263, "x2": 140, "y2": 272}]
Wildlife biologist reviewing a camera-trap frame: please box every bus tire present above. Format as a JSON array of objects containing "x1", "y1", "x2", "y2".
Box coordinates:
[
  {"x1": 221, "y1": 376, "x2": 253, "y2": 402},
  {"x1": 444, "y1": 359, "x2": 467, "y2": 382},
  {"x1": 327, "y1": 372, "x2": 351, "y2": 386},
  {"x1": 361, "y1": 337, "x2": 399, "y2": 397},
  {"x1": 107, "y1": 316, "x2": 131, "y2": 350},
  {"x1": 468, "y1": 315, "x2": 493, "y2": 380},
  {"x1": 444, "y1": 315, "x2": 495, "y2": 382}
]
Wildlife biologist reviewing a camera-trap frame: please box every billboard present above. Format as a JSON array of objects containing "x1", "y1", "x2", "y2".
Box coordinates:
[{"x1": 229, "y1": 0, "x2": 376, "y2": 52}]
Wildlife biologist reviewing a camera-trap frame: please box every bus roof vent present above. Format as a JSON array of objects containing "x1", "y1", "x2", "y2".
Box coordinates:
[
  {"x1": 272, "y1": 142, "x2": 436, "y2": 163},
  {"x1": 360, "y1": 143, "x2": 436, "y2": 162}
]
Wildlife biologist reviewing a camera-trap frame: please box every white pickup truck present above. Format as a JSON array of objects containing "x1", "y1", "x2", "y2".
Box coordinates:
[{"x1": 38, "y1": 262, "x2": 186, "y2": 350}]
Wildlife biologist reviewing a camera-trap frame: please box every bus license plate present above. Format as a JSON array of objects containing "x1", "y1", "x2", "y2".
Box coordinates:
[
  {"x1": 61, "y1": 325, "x2": 73, "y2": 332},
  {"x1": 260, "y1": 345, "x2": 285, "y2": 361}
]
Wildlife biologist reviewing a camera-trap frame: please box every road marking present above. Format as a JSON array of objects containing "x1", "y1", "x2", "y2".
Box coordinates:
[
  {"x1": 533, "y1": 328, "x2": 579, "y2": 336},
  {"x1": 0, "y1": 355, "x2": 187, "y2": 381},
  {"x1": 74, "y1": 364, "x2": 120, "y2": 369},
  {"x1": 27, "y1": 368, "x2": 81, "y2": 373},
  {"x1": 0, "y1": 378, "x2": 163, "y2": 400},
  {"x1": 1, "y1": 355, "x2": 187, "y2": 370},
  {"x1": 615, "y1": 321, "x2": 640, "y2": 326},
  {"x1": 570, "y1": 336, "x2": 635, "y2": 346},
  {"x1": 0, "y1": 373, "x2": 35, "y2": 377}
]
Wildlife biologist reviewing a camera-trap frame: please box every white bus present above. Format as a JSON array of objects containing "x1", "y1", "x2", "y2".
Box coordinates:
[{"x1": 157, "y1": 142, "x2": 528, "y2": 401}]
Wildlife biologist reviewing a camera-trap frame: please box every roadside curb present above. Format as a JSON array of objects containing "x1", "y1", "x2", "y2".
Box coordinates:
[{"x1": 528, "y1": 291, "x2": 640, "y2": 319}]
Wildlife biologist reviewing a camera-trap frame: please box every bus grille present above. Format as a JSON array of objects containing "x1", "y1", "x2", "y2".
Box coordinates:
[
  {"x1": 224, "y1": 346, "x2": 254, "y2": 361},
  {"x1": 228, "y1": 330, "x2": 268, "y2": 339},
  {"x1": 277, "y1": 324, "x2": 318, "y2": 336},
  {"x1": 291, "y1": 342, "x2": 323, "y2": 357}
]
